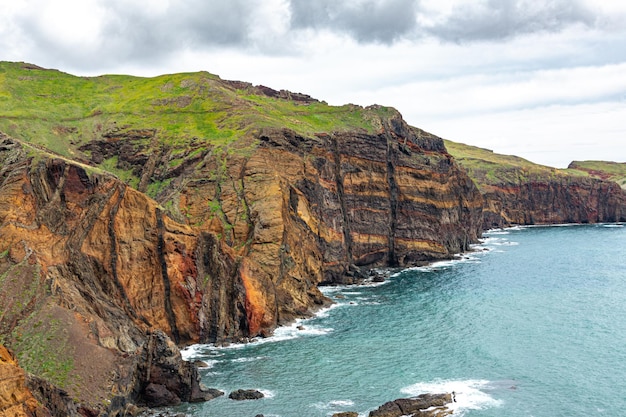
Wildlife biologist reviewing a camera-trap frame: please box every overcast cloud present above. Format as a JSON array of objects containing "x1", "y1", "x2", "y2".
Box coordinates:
[{"x1": 1, "y1": 0, "x2": 625, "y2": 167}]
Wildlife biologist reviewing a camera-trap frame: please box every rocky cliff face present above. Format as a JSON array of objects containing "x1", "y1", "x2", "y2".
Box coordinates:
[
  {"x1": 0, "y1": 113, "x2": 482, "y2": 412},
  {"x1": 444, "y1": 140, "x2": 626, "y2": 228},
  {"x1": 0, "y1": 135, "x2": 235, "y2": 413},
  {"x1": 480, "y1": 175, "x2": 626, "y2": 228}
]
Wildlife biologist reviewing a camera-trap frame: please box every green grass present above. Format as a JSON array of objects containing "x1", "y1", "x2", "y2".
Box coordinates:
[
  {"x1": 0, "y1": 61, "x2": 398, "y2": 208},
  {"x1": 0, "y1": 61, "x2": 391, "y2": 165},
  {"x1": 567, "y1": 160, "x2": 626, "y2": 189},
  {"x1": 444, "y1": 140, "x2": 571, "y2": 187},
  {"x1": 100, "y1": 156, "x2": 139, "y2": 188},
  {"x1": 12, "y1": 314, "x2": 75, "y2": 389}
]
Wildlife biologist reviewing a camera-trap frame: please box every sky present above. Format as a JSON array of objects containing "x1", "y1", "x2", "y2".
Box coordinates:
[{"x1": 1, "y1": 0, "x2": 626, "y2": 168}]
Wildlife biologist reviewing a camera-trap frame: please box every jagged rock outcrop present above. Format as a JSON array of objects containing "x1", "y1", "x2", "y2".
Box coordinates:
[
  {"x1": 0, "y1": 135, "x2": 231, "y2": 412},
  {"x1": 368, "y1": 393, "x2": 453, "y2": 417},
  {"x1": 134, "y1": 331, "x2": 223, "y2": 407},
  {"x1": 228, "y1": 389, "x2": 264, "y2": 400}
]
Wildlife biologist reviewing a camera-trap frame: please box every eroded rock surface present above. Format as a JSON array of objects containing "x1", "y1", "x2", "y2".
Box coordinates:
[
  {"x1": 228, "y1": 389, "x2": 265, "y2": 400},
  {"x1": 0, "y1": 113, "x2": 482, "y2": 413},
  {"x1": 0, "y1": 344, "x2": 50, "y2": 417},
  {"x1": 480, "y1": 175, "x2": 626, "y2": 228}
]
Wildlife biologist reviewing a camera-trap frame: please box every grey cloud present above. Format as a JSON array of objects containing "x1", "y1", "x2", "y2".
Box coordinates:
[
  {"x1": 9, "y1": 0, "x2": 610, "y2": 73},
  {"x1": 288, "y1": 0, "x2": 600, "y2": 44},
  {"x1": 101, "y1": 0, "x2": 253, "y2": 59},
  {"x1": 426, "y1": 0, "x2": 597, "y2": 43},
  {"x1": 14, "y1": 0, "x2": 256, "y2": 71},
  {"x1": 289, "y1": 0, "x2": 419, "y2": 43}
]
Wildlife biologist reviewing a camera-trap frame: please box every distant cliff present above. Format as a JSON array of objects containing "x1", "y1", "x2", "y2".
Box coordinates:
[
  {"x1": 0, "y1": 62, "x2": 483, "y2": 414},
  {"x1": 567, "y1": 161, "x2": 626, "y2": 190},
  {"x1": 445, "y1": 140, "x2": 626, "y2": 228}
]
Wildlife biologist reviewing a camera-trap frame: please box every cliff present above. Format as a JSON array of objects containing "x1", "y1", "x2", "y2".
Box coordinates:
[
  {"x1": 0, "y1": 62, "x2": 483, "y2": 414},
  {"x1": 445, "y1": 140, "x2": 626, "y2": 228}
]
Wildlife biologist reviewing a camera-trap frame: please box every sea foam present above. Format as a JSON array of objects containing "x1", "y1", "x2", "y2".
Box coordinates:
[{"x1": 401, "y1": 379, "x2": 502, "y2": 415}]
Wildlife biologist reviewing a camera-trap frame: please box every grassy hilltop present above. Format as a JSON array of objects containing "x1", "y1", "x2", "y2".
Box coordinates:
[
  {"x1": 0, "y1": 61, "x2": 393, "y2": 186},
  {"x1": 445, "y1": 139, "x2": 626, "y2": 190},
  {"x1": 567, "y1": 161, "x2": 626, "y2": 189}
]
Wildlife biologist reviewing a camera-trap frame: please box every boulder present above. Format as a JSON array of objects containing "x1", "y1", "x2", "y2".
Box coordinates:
[
  {"x1": 228, "y1": 389, "x2": 265, "y2": 400},
  {"x1": 369, "y1": 393, "x2": 453, "y2": 417},
  {"x1": 139, "y1": 331, "x2": 223, "y2": 407}
]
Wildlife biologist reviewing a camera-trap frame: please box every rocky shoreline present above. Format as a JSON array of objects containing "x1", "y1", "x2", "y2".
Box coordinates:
[{"x1": 135, "y1": 392, "x2": 455, "y2": 417}]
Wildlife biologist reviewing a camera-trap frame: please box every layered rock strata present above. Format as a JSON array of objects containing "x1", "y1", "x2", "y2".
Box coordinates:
[
  {"x1": 0, "y1": 116, "x2": 482, "y2": 413},
  {"x1": 444, "y1": 140, "x2": 626, "y2": 229},
  {"x1": 480, "y1": 175, "x2": 626, "y2": 228}
]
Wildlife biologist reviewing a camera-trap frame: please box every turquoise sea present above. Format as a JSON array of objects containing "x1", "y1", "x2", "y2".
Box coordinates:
[{"x1": 179, "y1": 224, "x2": 626, "y2": 417}]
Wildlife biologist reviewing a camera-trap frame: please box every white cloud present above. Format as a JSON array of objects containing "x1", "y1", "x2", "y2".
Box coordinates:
[{"x1": 430, "y1": 101, "x2": 626, "y2": 168}]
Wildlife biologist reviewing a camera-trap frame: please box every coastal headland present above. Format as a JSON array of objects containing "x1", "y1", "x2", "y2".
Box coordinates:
[{"x1": 0, "y1": 62, "x2": 624, "y2": 416}]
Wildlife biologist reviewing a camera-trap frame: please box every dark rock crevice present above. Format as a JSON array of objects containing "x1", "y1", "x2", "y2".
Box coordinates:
[
  {"x1": 108, "y1": 184, "x2": 141, "y2": 322},
  {"x1": 155, "y1": 208, "x2": 181, "y2": 344},
  {"x1": 382, "y1": 122, "x2": 399, "y2": 267},
  {"x1": 330, "y1": 134, "x2": 353, "y2": 266}
]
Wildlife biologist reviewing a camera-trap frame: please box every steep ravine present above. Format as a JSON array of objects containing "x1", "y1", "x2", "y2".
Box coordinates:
[{"x1": 0, "y1": 113, "x2": 483, "y2": 415}]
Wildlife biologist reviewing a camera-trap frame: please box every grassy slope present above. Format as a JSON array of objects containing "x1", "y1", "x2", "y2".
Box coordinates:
[
  {"x1": 0, "y1": 61, "x2": 391, "y2": 178},
  {"x1": 444, "y1": 140, "x2": 626, "y2": 191},
  {"x1": 443, "y1": 139, "x2": 576, "y2": 188},
  {"x1": 567, "y1": 161, "x2": 626, "y2": 189}
]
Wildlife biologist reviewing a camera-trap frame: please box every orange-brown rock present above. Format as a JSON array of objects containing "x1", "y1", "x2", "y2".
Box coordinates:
[
  {"x1": 172, "y1": 114, "x2": 483, "y2": 292},
  {"x1": 0, "y1": 344, "x2": 49, "y2": 417},
  {"x1": 0, "y1": 110, "x2": 483, "y2": 412},
  {"x1": 0, "y1": 135, "x2": 233, "y2": 412}
]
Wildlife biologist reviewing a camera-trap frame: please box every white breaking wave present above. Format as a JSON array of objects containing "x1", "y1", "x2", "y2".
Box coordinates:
[
  {"x1": 181, "y1": 299, "x2": 339, "y2": 358},
  {"x1": 311, "y1": 399, "x2": 355, "y2": 411},
  {"x1": 393, "y1": 253, "x2": 482, "y2": 276},
  {"x1": 180, "y1": 344, "x2": 223, "y2": 361},
  {"x1": 231, "y1": 356, "x2": 267, "y2": 363},
  {"x1": 401, "y1": 379, "x2": 502, "y2": 415},
  {"x1": 258, "y1": 388, "x2": 276, "y2": 399}
]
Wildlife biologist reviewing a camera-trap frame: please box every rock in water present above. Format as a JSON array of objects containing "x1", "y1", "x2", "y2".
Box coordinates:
[
  {"x1": 228, "y1": 389, "x2": 265, "y2": 400},
  {"x1": 369, "y1": 393, "x2": 453, "y2": 417}
]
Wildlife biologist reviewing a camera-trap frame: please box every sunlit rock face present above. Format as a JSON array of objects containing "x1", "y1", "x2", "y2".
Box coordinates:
[{"x1": 0, "y1": 111, "x2": 482, "y2": 411}]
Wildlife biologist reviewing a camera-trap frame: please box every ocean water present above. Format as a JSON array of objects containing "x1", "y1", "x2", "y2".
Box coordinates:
[{"x1": 178, "y1": 224, "x2": 626, "y2": 417}]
